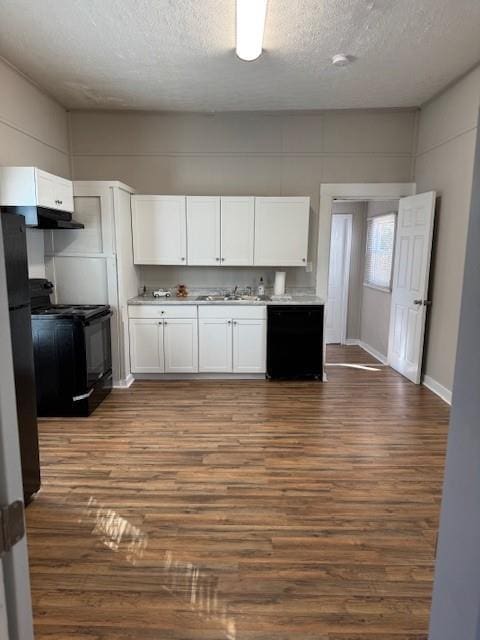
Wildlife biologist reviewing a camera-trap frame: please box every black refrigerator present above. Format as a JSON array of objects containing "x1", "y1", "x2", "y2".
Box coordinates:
[{"x1": 1, "y1": 212, "x2": 41, "y2": 503}]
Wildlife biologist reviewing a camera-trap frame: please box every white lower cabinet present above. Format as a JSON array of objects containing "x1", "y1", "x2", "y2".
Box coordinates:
[
  {"x1": 164, "y1": 318, "x2": 199, "y2": 373},
  {"x1": 129, "y1": 318, "x2": 165, "y2": 373},
  {"x1": 129, "y1": 304, "x2": 266, "y2": 376},
  {"x1": 198, "y1": 306, "x2": 266, "y2": 374},
  {"x1": 232, "y1": 319, "x2": 266, "y2": 373},
  {"x1": 198, "y1": 319, "x2": 233, "y2": 372},
  {"x1": 129, "y1": 306, "x2": 198, "y2": 373}
]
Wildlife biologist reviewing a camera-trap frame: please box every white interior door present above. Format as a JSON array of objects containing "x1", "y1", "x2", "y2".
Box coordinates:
[
  {"x1": 0, "y1": 222, "x2": 34, "y2": 640},
  {"x1": 388, "y1": 191, "x2": 436, "y2": 383},
  {"x1": 325, "y1": 214, "x2": 351, "y2": 344}
]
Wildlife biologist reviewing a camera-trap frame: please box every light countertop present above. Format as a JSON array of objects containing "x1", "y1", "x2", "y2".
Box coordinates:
[{"x1": 128, "y1": 294, "x2": 325, "y2": 306}]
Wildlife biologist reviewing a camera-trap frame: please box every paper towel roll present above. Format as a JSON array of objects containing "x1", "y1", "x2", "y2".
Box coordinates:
[{"x1": 274, "y1": 271, "x2": 286, "y2": 296}]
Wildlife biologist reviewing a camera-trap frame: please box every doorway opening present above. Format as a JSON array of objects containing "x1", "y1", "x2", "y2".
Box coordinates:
[{"x1": 325, "y1": 199, "x2": 399, "y2": 369}]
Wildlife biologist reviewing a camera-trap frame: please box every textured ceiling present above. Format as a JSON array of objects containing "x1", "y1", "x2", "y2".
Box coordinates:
[{"x1": 1, "y1": 0, "x2": 480, "y2": 111}]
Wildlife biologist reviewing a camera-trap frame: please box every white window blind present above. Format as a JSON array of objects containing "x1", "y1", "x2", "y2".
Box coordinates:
[{"x1": 364, "y1": 213, "x2": 396, "y2": 290}]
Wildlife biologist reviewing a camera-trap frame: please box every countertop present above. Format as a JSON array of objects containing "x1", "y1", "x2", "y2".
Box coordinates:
[{"x1": 128, "y1": 294, "x2": 325, "y2": 306}]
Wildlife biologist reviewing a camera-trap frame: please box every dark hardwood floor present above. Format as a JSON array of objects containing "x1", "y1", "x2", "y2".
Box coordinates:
[{"x1": 26, "y1": 346, "x2": 449, "y2": 639}]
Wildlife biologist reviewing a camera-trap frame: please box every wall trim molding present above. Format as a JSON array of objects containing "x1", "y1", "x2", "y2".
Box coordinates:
[
  {"x1": 416, "y1": 123, "x2": 478, "y2": 159},
  {"x1": 358, "y1": 341, "x2": 388, "y2": 365},
  {"x1": 71, "y1": 150, "x2": 413, "y2": 159},
  {"x1": 423, "y1": 374, "x2": 452, "y2": 405},
  {"x1": 338, "y1": 338, "x2": 389, "y2": 364},
  {"x1": 0, "y1": 114, "x2": 70, "y2": 156},
  {"x1": 112, "y1": 373, "x2": 135, "y2": 389}
]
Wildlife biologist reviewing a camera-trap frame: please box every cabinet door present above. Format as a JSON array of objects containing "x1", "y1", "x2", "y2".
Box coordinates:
[
  {"x1": 198, "y1": 319, "x2": 232, "y2": 372},
  {"x1": 132, "y1": 196, "x2": 186, "y2": 265},
  {"x1": 254, "y1": 197, "x2": 310, "y2": 266},
  {"x1": 35, "y1": 169, "x2": 74, "y2": 212},
  {"x1": 233, "y1": 319, "x2": 266, "y2": 373},
  {"x1": 221, "y1": 196, "x2": 254, "y2": 266},
  {"x1": 186, "y1": 196, "x2": 221, "y2": 265},
  {"x1": 164, "y1": 319, "x2": 199, "y2": 373},
  {"x1": 129, "y1": 319, "x2": 164, "y2": 373}
]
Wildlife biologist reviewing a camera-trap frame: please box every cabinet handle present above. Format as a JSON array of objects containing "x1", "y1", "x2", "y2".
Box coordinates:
[
  {"x1": 221, "y1": 258, "x2": 225, "y2": 262},
  {"x1": 227, "y1": 320, "x2": 232, "y2": 325},
  {"x1": 413, "y1": 299, "x2": 423, "y2": 305},
  {"x1": 164, "y1": 320, "x2": 168, "y2": 325},
  {"x1": 216, "y1": 257, "x2": 220, "y2": 261},
  {"x1": 158, "y1": 321, "x2": 163, "y2": 325},
  {"x1": 302, "y1": 258, "x2": 306, "y2": 262},
  {"x1": 181, "y1": 257, "x2": 186, "y2": 261},
  {"x1": 233, "y1": 321, "x2": 237, "y2": 325},
  {"x1": 161, "y1": 310, "x2": 165, "y2": 314}
]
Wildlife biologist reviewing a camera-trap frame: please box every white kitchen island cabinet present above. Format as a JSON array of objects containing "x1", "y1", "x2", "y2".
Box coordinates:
[
  {"x1": 254, "y1": 196, "x2": 310, "y2": 266},
  {"x1": 132, "y1": 195, "x2": 187, "y2": 265}
]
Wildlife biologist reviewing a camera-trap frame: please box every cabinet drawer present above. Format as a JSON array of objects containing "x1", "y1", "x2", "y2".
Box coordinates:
[
  {"x1": 198, "y1": 305, "x2": 266, "y2": 320},
  {"x1": 128, "y1": 304, "x2": 197, "y2": 319}
]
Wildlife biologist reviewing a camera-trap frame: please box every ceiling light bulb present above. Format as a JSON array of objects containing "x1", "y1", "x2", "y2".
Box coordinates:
[{"x1": 236, "y1": 0, "x2": 268, "y2": 61}]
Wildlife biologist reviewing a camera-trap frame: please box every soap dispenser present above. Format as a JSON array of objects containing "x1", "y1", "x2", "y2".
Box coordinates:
[{"x1": 257, "y1": 277, "x2": 265, "y2": 296}]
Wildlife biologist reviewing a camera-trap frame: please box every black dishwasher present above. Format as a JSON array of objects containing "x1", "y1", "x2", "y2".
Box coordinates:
[{"x1": 267, "y1": 305, "x2": 324, "y2": 379}]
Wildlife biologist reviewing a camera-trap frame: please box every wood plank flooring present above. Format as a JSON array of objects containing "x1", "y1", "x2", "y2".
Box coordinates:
[{"x1": 26, "y1": 346, "x2": 449, "y2": 639}]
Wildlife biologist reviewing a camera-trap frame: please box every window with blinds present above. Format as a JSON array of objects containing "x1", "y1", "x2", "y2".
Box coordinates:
[{"x1": 364, "y1": 213, "x2": 396, "y2": 290}]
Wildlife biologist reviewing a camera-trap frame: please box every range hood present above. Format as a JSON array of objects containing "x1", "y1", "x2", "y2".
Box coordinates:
[{"x1": 0, "y1": 205, "x2": 84, "y2": 229}]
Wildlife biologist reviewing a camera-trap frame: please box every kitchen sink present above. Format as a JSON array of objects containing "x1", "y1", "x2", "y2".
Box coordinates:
[{"x1": 196, "y1": 294, "x2": 269, "y2": 302}]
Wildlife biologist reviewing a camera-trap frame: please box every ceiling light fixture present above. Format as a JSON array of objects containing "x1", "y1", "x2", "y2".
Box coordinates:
[
  {"x1": 331, "y1": 53, "x2": 352, "y2": 67},
  {"x1": 236, "y1": 0, "x2": 268, "y2": 62}
]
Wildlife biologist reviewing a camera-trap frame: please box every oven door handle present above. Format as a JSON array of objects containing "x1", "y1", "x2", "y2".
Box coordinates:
[{"x1": 72, "y1": 388, "x2": 94, "y2": 402}]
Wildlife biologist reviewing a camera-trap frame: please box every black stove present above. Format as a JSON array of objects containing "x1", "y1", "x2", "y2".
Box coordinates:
[
  {"x1": 29, "y1": 278, "x2": 113, "y2": 416},
  {"x1": 32, "y1": 303, "x2": 110, "y2": 321},
  {"x1": 29, "y1": 280, "x2": 110, "y2": 322}
]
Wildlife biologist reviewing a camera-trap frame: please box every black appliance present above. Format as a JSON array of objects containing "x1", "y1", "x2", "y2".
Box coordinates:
[
  {"x1": 1, "y1": 213, "x2": 41, "y2": 503},
  {"x1": 30, "y1": 279, "x2": 113, "y2": 417},
  {"x1": 0, "y1": 205, "x2": 84, "y2": 229},
  {"x1": 267, "y1": 305, "x2": 324, "y2": 379}
]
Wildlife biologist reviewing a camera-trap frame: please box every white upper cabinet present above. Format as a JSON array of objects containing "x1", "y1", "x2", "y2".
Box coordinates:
[
  {"x1": 0, "y1": 167, "x2": 74, "y2": 212},
  {"x1": 254, "y1": 197, "x2": 310, "y2": 266},
  {"x1": 186, "y1": 196, "x2": 221, "y2": 265},
  {"x1": 132, "y1": 195, "x2": 186, "y2": 265},
  {"x1": 220, "y1": 196, "x2": 255, "y2": 266}
]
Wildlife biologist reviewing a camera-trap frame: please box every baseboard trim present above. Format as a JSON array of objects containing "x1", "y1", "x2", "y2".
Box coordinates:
[
  {"x1": 344, "y1": 338, "x2": 360, "y2": 346},
  {"x1": 112, "y1": 373, "x2": 135, "y2": 389},
  {"x1": 133, "y1": 373, "x2": 266, "y2": 381},
  {"x1": 358, "y1": 341, "x2": 388, "y2": 365},
  {"x1": 423, "y1": 375, "x2": 452, "y2": 405}
]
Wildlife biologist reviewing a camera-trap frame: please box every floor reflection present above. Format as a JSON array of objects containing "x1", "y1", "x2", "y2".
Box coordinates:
[
  {"x1": 79, "y1": 497, "x2": 236, "y2": 639},
  {"x1": 79, "y1": 496, "x2": 148, "y2": 565}
]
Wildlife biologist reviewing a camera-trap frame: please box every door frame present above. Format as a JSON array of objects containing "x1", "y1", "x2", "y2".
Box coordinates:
[
  {"x1": 317, "y1": 183, "x2": 416, "y2": 375},
  {"x1": 327, "y1": 213, "x2": 352, "y2": 345},
  {"x1": 0, "y1": 220, "x2": 35, "y2": 640}
]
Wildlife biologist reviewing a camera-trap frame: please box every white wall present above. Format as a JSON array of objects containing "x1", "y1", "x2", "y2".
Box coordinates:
[
  {"x1": 0, "y1": 57, "x2": 70, "y2": 277},
  {"x1": 69, "y1": 109, "x2": 417, "y2": 291},
  {"x1": 415, "y1": 65, "x2": 480, "y2": 393}
]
